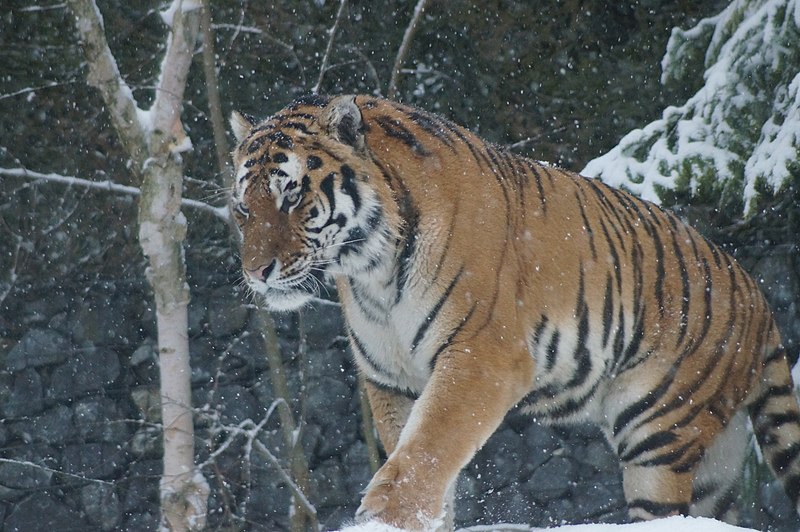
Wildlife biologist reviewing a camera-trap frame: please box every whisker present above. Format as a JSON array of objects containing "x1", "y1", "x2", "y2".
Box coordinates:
[{"x1": 323, "y1": 237, "x2": 366, "y2": 250}]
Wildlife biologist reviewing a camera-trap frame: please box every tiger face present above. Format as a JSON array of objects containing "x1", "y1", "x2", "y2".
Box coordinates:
[{"x1": 229, "y1": 96, "x2": 395, "y2": 311}]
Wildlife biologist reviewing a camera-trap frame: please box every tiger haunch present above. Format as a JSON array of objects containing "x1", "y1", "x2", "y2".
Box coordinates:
[{"x1": 230, "y1": 94, "x2": 800, "y2": 530}]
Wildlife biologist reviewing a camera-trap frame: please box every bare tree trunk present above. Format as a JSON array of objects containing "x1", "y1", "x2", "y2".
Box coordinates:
[{"x1": 67, "y1": 1, "x2": 209, "y2": 529}]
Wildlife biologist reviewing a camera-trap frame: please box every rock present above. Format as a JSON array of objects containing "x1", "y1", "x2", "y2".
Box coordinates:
[
  {"x1": 121, "y1": 511, "x2": 159, "y2": 531},
  {"x1": 0, "y1": 458, "x2": 52, "y2": 490},
  {"x1": 74, "y1": 397, "x2": 129, "y2": 442},
  {"x1": 302, "y1": 302, "x2": 345, "y2": 350},
  {"x1": 63, "y1": 443, "x2": 125, "y2": 479},
  {"x1": 130, "y1": 339, "x2": 156, "y2": 366},
  {"x1": 81, "y1": 483, "x2": 121, "y2": 530},
  {"x1": 131, "y1": 386, "x2": 161, "y2": 423},
  {"x1": 311, "y1": 458, "x2": 349, "y2": 507},
  {"x1": 48, "y1": 347, "x2": 121, "y2": 400},
  {"x1": 9, "y1": 405, "x2": 73, "y2": 444},
  {"x1": 4, "y1": 491, "x2": 91, "y2": 531},
  {"x1": 216, "y1": 384, "x2": 262, "y2": 424},
  {"x1": 130, "y1": 426, "x2": 161, "y2": 458},
  {"x1": 3, "y1": 368, "x2": 44, "y2": 418},
  {"x1": 342, "y1": 441, "x2": 372, "y2": 496},
  {"x1": 122, "y1": 460, "x2": 160, "y2": 513},
  {"x1": 228, "y1": 333, "x2": 269, "y2": 372},
  {"x1": 471, "y1": 427, "x2": 527, "y2": 489},
  {"x1": 525, "y1": 455, "x2": 575, "y2": 502},
  {"x1": 69, "y1": 288, "x2": 141, "y2": 347},
  {"x1": 188, "y1": 296, "x2": 207, "y2": 336},
  {"x1": 207, "y1": 287, "x2": 250, "y2": 338},
  {"x1": 305, "y1": 376, "x2": 352, "y2": 424},
  {"x1": 4, "y1": 328, "x2": 71, "y2": 372}
]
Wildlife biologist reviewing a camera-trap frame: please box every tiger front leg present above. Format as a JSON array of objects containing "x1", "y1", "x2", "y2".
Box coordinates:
[{"x1": 356, "y1": 342, "x2": 534, "y2": 530}]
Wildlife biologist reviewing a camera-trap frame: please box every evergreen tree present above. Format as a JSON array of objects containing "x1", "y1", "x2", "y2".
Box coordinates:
[{"x1": 583, "y1": 0, "x2": 800, "y2": 216}]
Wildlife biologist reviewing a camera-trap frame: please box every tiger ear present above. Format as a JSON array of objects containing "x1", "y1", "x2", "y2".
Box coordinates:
[
  {"x1": 320, "y1": 95, "x2": 365, "y2": 152},
  {"x1": 230, "y1": 111, "x2": 257, "y2": 143}
]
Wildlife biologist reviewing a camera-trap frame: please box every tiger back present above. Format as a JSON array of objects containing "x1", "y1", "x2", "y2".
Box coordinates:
[{"x1": 229, "y1": 94, "x2": 800, "y2": 530}]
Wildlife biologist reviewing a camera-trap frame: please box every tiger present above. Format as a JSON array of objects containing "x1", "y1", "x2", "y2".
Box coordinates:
[{"x1": 229, "y1": 94, "x2": 800, "y2": 530}]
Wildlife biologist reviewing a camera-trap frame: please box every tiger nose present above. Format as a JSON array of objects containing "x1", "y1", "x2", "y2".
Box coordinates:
[{"x1": 247, "y1": 259, "x2": 277, "y2": 282}]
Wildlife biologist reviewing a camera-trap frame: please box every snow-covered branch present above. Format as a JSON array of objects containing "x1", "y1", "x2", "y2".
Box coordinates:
[
  {"x1": 0, "y1": 167, "x2": 230, "y2": 223},
  {"x1": 149, "y1": 0, "x2": 201, "y2": 153}
]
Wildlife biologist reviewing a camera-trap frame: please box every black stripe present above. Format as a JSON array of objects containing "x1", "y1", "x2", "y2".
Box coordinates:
[
  {"x1": 429, "y1": 303, "x2": 477, "y2": 370},
  {"x1": 320, "y1": 172, "x2": 336, "y2": 215},
  {"x1": 748, "y1": 385, "x2": 795, "y2": 419},
  {"x1": 628, "y1": 499, "x2": 689, "y2": 518},
  {"x1": 569, "y1": 270, "x2": 593, "y2": 387},
  {"x1": 339, "y1": 205, "x2": 383, "y2": 257},
  {"x1": 545, "y1": 329, "x2": 561, "y2": 372},
  {"x1": 765, "y1": 412, "x2": 800, "y2": 427},
  {"x1": 395, "y1": 191, "x2": 420, "y2": 302},
  {"x1": 774, "y1": 442, "x2": 800, "y2": 472},
  {"x1": 340, "y1": 164, "x2": 361, "y2": 212},
  {"x1": 405, "y1": 110, "x2": 456, "y2": 149},
  {"x1": 576, "y1": 190, "x2": 597, "y2": 260},
  {"x1": 613, "y1": 375, "x2": 672, "y2": 436},
  {"x1": 411, "y1": 267, "x2": 464, "y2": 353},
  {"x1": 375, "y1": 115, "x2": 430, "y2": 156},
  {"x1": 364, "y1": 377, "x2": 419, "y2": 400},
  {"x1": 619, "y1": 430, "x2": 677, "y2": 462},
  {"x1": 602, "y1": 273, "x2": 614, "y2": 348},
  {"x1": 531, "y1": 315, "x2": 549, "y2": 348},
  {"x1": 349, "y1": 279, "x2": 385, "y2": 323},
  {"x1": 667, "y1": 226, "x2": 690, "y2": 348},
  {"x1": 349, "y1": 326, "x2": 392, "y2": 381},
  {"x1": 524, "y1": 160, "x2": 547, "y2": 213}
]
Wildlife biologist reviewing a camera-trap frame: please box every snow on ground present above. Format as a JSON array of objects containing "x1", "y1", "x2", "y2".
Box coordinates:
[{"x1": 339, "y1": 515, "x2": 755, "y2": 532}]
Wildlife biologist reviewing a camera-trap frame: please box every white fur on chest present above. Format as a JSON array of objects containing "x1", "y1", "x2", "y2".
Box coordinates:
[{"x1": 341, "y1": 270, "x2": 442, "y2": 395}]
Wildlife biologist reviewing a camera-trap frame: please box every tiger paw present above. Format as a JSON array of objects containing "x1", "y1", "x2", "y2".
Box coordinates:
[{"x1": 355, "y1": 459, "x2": 444, "y2": 531}]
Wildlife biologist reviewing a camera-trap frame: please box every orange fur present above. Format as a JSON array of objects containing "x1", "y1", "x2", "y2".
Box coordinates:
[{"x1": 230, "y1": 95, "x2": 800, "y2": 530}]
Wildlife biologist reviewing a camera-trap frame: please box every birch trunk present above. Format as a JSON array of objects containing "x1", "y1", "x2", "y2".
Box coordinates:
[{"x1": 67, "y1": 1, "x2": 209, "y2": 529}]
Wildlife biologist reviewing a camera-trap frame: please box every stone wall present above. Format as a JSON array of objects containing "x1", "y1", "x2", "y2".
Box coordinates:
[{"x1": 1, "y1": 214, "x2": 799, "y2": 531}]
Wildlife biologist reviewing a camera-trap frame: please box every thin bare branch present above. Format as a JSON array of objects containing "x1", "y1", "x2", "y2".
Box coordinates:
[
  {"x1": 387, "y1": 0, "x2": 429, "y2": 100},
  {"x1": 0, "y1": 458, "x2": 114, "y2": 485},
  {"x1": 312, "y1": 0, "x2": 348, "y2": 94},
  {"x1": 66, "y1": 0, "x2": 148, "y2": 173},
  {"x1": 0, "y1": 167, "x2": 230, "y2": 222},
  {"x1": 200, "y1": 0, "x2": 231, "y2": 186}
]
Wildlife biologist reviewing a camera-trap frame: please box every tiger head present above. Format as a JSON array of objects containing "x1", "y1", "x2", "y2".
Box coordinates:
[{"x1": 229, "y1": 95, "x2": 397, "y2": 311}]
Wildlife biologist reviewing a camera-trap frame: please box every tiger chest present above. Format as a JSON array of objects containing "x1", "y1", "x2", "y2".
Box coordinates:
[{"x1": 338, "y1": 277, "x2": 444, "y2": 396}]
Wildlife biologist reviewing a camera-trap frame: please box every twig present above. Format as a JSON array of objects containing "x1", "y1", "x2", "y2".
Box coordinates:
[
  {"x1": 311, "y1": 0, "x2": 348, "y2": 94},
  {"x1": 387, "y1": 0, "x2": 429, "y2": 100},
  {"x1": 66, "y1": 0, "x2": 148, "y2": 171},
  {"x1": 508, "y1": 126, "x2": 568, "y2": 151},
  {"x1": 0, "y1": 235, "x2": 22, "y2": 306},
  {"x1": 0, "y1": 458, "x2": 115, "y2": 486},
  {"x1": 200, "y1": 0, "x2": 232, "y2": 187},
  {"x1": 253, "y1": 439, "x2": 317, "y2": 520},
  {"x1": 196, "y1": 404, "x2": 318, "y2": 527},
  {"x1": 1, "y1": 167, "x2": 230, "y2": 222},
  {"x1": 211, "y1": 22, "x2": 306, "y2": 87}
]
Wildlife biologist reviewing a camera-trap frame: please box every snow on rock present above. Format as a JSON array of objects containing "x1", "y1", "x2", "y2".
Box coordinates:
[
  {"x1": 340, "y1": 515, "x2": 755, "y2": 532},
  {"x1": 582, "y1": 0, "x2": 800, "y2": 214}
]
